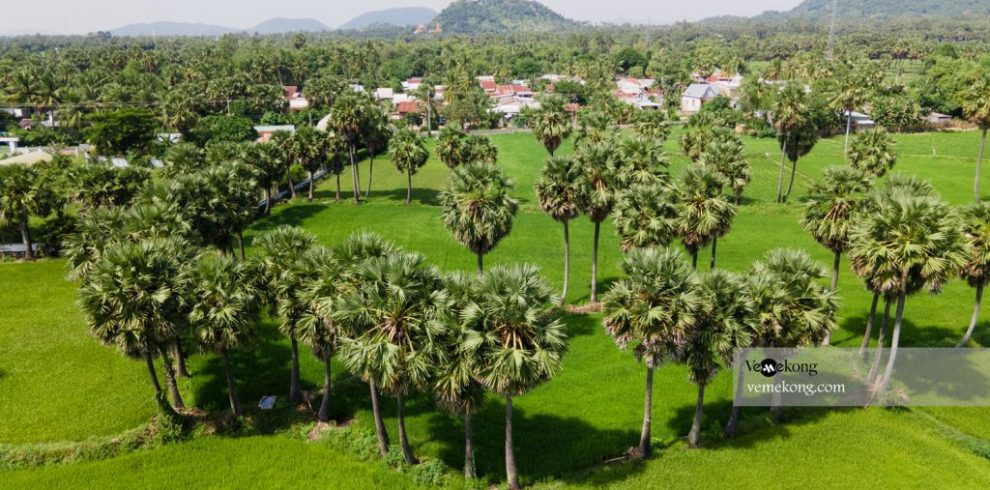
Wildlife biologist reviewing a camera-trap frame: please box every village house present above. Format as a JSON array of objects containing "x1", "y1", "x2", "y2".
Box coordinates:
[
  {"x1": 254, "y1": 125, "x2": 295, "y2": 143},
  {"x1": 402, "y1": 77, "x2": 424, "y2": 92},
  {"x1": 925, "y1": 112, "x2": 955, "y2": 127},
  {"x1": 845, "y1": 111, "x2": 876, "y2": 132},
  {"x1": 680, "y1": 83, "x2": 721, "y2": 114},
  {"x1": 283, "y1": 85, "x2": 309, "y2": 111}
]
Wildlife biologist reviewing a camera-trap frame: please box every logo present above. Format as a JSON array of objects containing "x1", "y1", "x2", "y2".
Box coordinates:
[
  {"x1": 745, "y1": 358, "x2": 819, "y2": 377},
  {"x1": 758, "y1": 359, "x2": 779, "y2": 377}
]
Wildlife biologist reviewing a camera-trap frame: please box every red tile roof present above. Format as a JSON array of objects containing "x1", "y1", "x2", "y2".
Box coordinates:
[{"x1": 396, "y1": 100, "x2": 421, "y2": 114}]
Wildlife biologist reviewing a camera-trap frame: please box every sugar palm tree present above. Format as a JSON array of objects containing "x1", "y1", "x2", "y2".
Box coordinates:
[
  {"x1": 436, "y1": 127, "x2": 467, "y2": 168},
  {"x1": 414, "y1": 82, "x2": 438, "y2": 135},
  {"x1": 633, "y1": 109, "x2": 671, "y2": 142},
  {"x1": 676, "y1": 165, "x2": 737, "y2": 270},
  {"x1": 331, "y1": 93, "x2": 371, "y2": 203},
  {"x1": 0, "y1": 164, "x2": 52, "y2": 260},
  {"x1": 462, "y1": 264, "x2": 567, "y2": 489},
  {"x1": 613, "y1": 183, "x2": 680, "y2": 252},
  {"x1": 440, "y1": 164, "x2": 519, "y2": 275},
  {"x1": 962, "y1": 78, "x2": 990, "y2": 203},
  {"x1": 771, "y1": 83, "x2": 810, "y2": 203},
  {"x1": 298, "y1": 246, "x2": 349, "y2": 423},
  {"x1": 602, "y1": 248, "x2": 703, "y2": 458},
  {"x1": 699, "y1": 138, "x2": 751, "y2": 204},
  {"x1": 389, "y1": 128, "x2": 430, "y2": 205},
  {"x1": 847, "y1": 128, "x2": 897, "y2": 177},
  {"x1": 802, "y1": 166, "x2": 872, "y2": 292},
  {"x1": 848, "y1": 197, "x2": 967, "y2": 395},
  {"x1": 575, "y1": 140, "x2": 620, "y2": 303},
  {"x1": 188, "y1": 254, "x2": 260, "y2": 416},
  {"x1": 363, "y1": 108, "x2": 391, "y2": 198},
  {"x1": 286, "y1": 126, "x2": 327, "y2": 202},
  {"x1": 63, "y1": 206, "x2": 128, "y2": 281},
  {"x1": 337, "y1": 251, "x2": 445, "y2": 465},
  {"x1": 252, "y1": 226, "x2": 317, "y2": 404},
  {"x1": 531, "y1": 95, "x2": 572, "y2": 157},
  {"x1": 684, "y1": 270, "x2": 754, "y2": 447},
  {"x1": 78, "y1": 238, "x2": 194, "y2": 410},
  {"x1": 241, "y1": 141, "x2": 287, "y2": 214},
  {"x1": 828, "y1": 70, "x2": 870, "y2": 154},
  {"x1": 434, "y1": 272, "x2": 486, "y2": 479},
  {"x1": 616, "y1": 135, "x2": 670, "y2": 186},
  {"x1": 957, "y1": 202, "x2": 990, "y2": 347},
  {"x1": 535, "y1": 155, "x2": 584, "y2": 303}
]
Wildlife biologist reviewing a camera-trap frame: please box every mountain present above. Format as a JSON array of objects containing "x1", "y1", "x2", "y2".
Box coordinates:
[
  {"x1": 245, "y1": 17, "x2": 330, "y2": 34},
  {"x1": 762, "y1": 0, "x2": 990, "y2": 21},
  {"x1": 433, "y1": 0, "x2": 577, "y2": 34},
  {"x1": 110, "y1": 21, "x2": 235, "y2": 37},
  {"x1": 339, "y1": 7, "x2": 438, "y2": 30}
]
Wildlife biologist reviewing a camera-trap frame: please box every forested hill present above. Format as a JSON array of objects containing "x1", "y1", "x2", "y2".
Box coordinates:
[
  {"x1": 433, "y1": 0, "x2": 577, "y2": 34},
  {"x1": 767, "y1": 0, "x2": 990, "y2": 20}
]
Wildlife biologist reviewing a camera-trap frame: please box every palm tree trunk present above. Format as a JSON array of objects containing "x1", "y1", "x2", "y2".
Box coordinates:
[
  {"x1": 20, "y1": 219, "x2": 33, "y2": 260},
  {"x1": 776, "y1": 137, "x2": 788, "y2": 203},
  {"x1": 859, "y1": 291, "x2": 881, "y2": 358},
  {"x1": 464, "y1": 413, "x2": 476, "y2": 479},
  {"x1": 710, "y1": 237, "x2": 718, "y2": 270},
  {"x1": 976, "y1": 127, "x2": 987, "y2": 203},
  {"x1": 349, "y1": 146, "x2": 361, "y2": 204},
  {"x1": 366, "y1": 155, "x2": 375, "y2": 198},
  {"x1": 369, "y1": 379, "x2": 390, "y2": 456},
  {"x1": 505, "y1": 394, "x2": 520, "y2": 490},
  {"x1": 318, "y1": 355, "x2": 332, "y2": 423},
  {"x1": 561, "y1": 220, "x2": 570, "y2": 304},
  {"x1": 406, "y1": 168, "x2": 413, "y2": 205},
  {"x1": 335, "y1": 171, "x2": 342, "y2": 202},
  {"x1": 289, "y1": 331, "x2": 303, "y2": 404},
  {"x1": 868, "y1": 297, "x2": 893, "y2": 383},
  {"x1": 307, "y1": 170, "x2": 314, "y2": 201},
  {"x1": 688, "y1": 383, "x2": 705, "y2": 448},
  {"x1": 588, "y1": 221, "x2": 601, "y2": 304},
  {"x1": 173, "y1": 341, "x2": 190, "y2": 377},
  {"x1": 877, "y1": 290, "x2": 907, "y2": 395},
  {"x1": 288, "y1": 174, "x2": 296, "y2": 199},
  {"x1": 691, "y1": 248, "x2": 699, "y2": 270},
  {"x1": 831, "y1": 250, "x2": 841, "y2": 291},
  {"x1": 844, "y1": 110, "x2": 853, "y2": 156},
  {"x1": 263, "y1": 188, "x2": 272, "y2": 215},
  {"x1": 639, "y1": 365, "x2": 654, "y2": 458},
  {"x1": 785, "y1": 157, "x2": 798, "y2": 201},
  {"x1": 957, "y1": 283, "x2": 984, "y2": 347},
  {"x1": 396, "y1": 393, "x2": 417, "y2": 464},
  {"x1": 159, "y1": 346, "x2": 185, "y2": 410},
  {"x1": 144, "y1": 350, "x2": 163, "y2": 398},
  {"x1": 476, "y1": 252, "x2": 484, "y2": 277},
  {"x1": 725, "y1": 353, "x2": 746, "y2": 438},
  {"x1": 238, "y1": 232, "x2": 246, "y2": 261},
  {"x1": 221, "y1": 349, "x2": 241, "y2": 416}
]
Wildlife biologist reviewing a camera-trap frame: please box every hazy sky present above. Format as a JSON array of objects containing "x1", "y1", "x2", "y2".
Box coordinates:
[{"x1": 5, "y1": 0, "x2": 804, "y2": 35}]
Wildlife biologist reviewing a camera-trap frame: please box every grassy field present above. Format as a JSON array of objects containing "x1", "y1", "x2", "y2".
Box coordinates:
[{"x1": 3, "y1": 128, "x2": 990, "y2": 487}]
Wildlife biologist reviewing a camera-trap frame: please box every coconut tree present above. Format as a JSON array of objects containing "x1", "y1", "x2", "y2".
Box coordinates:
[
  {"x1": 461, "y1": 264, "x2": 567, "y2": 489},
  {"x1": 252, "y1": 226, "x2": 317, "y2": 404},
  {"x1": 613, "y1": 182, "x2": 681, "y2": 252},
  {"x1": 414, "y1": 82, "x2": 438, "y2": 135},
  {"x1": 187, "y1": 254, "x2": 260, "y2": 416},
  {"x1": 78, "y1": 238, "x2": 194, "y2": 410},
  {"x1": 602, "y1": 247, "x2": 703, "y2": 458},
  {"x1": 337, "y1": 251, "x2": 445, "y2": 465},
  {"x1": 683, "y1": 270, "x2": 754, "y2": 447},
  {"x1": 676, "y1": 165, "x2": 737, "y2": 270},
  {"x1": 957, "y1": 203, "x2": 990, "y2": 347},
  {"x1": 535, "y1": 155, "x2": 584, "y2": 302},
  {"x1": 848, "y1": 197, "x2": 967, "y2": 395},
  {"x1": 434, "y1": 272, "x2": 487, "y2": 479},
  {"x1": 440, "y1": 164, "x2": 519, "y2": 275},
  {"x1": 771, "y1": 83, "x2": 810, "y2": 203},
  {"x1": 388, "y1": 128, "x2": 430, "y2": 205},
  {"x1": 962, "y1": 78, "x2": 990, "y2": 203},
  {"x1": 531, "y1": 95, "x2": 572, "y2": 157},
  {"x1": 0, "y1": 164, "x2": 52, "y2": 260},
  {"x1": 802, "y1": 166, "x2": 872, "y2": 294},
  {"x1": 575, "y1": 139, "x2": 620, "y2": 303},
  {"x1": 699, "y1": 138, "x2": 751, "y2": 204},
  {"x1": 847, "y1": 128, "x2": 897, "y2": 178}
]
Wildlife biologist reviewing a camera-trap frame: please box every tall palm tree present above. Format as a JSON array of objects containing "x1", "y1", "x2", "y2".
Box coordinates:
[
  {"x1": 363, "y1": 108, "x2": 391, "y2": 199},
  {"x1": 962, "y1": 78, "x2": 990, "y2": 203},
  {"x1": 828, "y1": 69, "x2": 870, "y2": 154},
  {"x1": 684, "y1": 270, "x2": 754, "y2": 447},
  {"x1": 414, "y1": 82, "x2": 438, "y2": 136},
  {"x1": 63, "y1": 206, "x2": 128, "y2": 281},
  {"x1": 602, "y1": 248, "x2": 703, "y2": 458},
  {"x1": 388, "y1": 128, "x2": 430, "y2": 205},
  {"x1": 462, "y1": 264, "x2": 567, "y2": 489},
  {"x1": 298, "y1": 246, "x2": 349, "y2": 423},
  {"x1": 802, "y1": 166, "x2": 872, "y2": 292},
  {"x1": 0, "y1": 164, "x2": 52, "y2": 260},
  {"x1": 434, "y1": 272, "x2": 487, "y2": 479},
  {"x1": 616, "y1": 135, "x2": 670, "y2": 186},
  {"x1": 957, "y1": 202, "x2": 990, "y2": 347},
  {"x1": 436, "y1": 127, "x2": 468, "y2": 168},
  {"x1": 531, "y1": 95, "x2": 572, "y2": 157},
  {"x1": 575, "y1": 140, "x2": 620, "y2": 303},
  {"x1": 613, "y1": 182, "x2": 680, "y2": 252},
  {"x1": 440, "y1": 164, "x2": 519, "y2": 275},
  {"x1": 252, "y1": 226, "x2": 317, "y2": 405},
  {"x1": 286, "y1": 126, "x2": 327, "y2": 202},
  {"x1": 337, "y1": 251, "x2": 445, "y2": 465},
  {"x1": 633, "y1": 109, "x2": 671, "y2": 142},
  {"x1": 188, "y1": 254, "x2": 260, "y2": 416},
  {"x1": 699, "y1": 138, "x2": 751, "y2": 204},
  {"x1": 771, "y1": 83, "x2": 810, "y2": 203},
  {"x1": 849, "y1": 197, "x2": 967, "y2": 395},
  {"x1": 331, "y1": 93, "x2": 371, "y2": 203},
  {"x1": 676, "y1": 165, "x2": 736, "y2": 270},
  {"x1": 535, "y1": 155, "x2": 584, "y2": 303},
  {"x1": 847, "y1": 129, "x2": 897, "y2": 177},
  {"x1": 78, "y1": 238, "x2": 194, "y2": 410},
  {"x1": 241, "y1": 142, "x2": 286, "y2": 215}
]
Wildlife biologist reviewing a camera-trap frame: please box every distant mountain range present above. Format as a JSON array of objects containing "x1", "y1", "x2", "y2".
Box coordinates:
[
  {"x1": 758, "y1": 0, "x2": 990, "y2": 21},
  {"x1": 338, "y1": 7, "x2": 438, "y2": 30},
  {"x1": 110, "y1": 17, "x2": 331, "y2": 37},
  {"x1": 434, "y1": 0, "x2": 577, "y2": 34}
]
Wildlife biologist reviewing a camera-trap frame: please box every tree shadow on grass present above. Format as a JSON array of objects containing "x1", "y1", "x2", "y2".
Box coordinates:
[
  {"x1": 424, "y1": 397, "x2": 644, "y2": 487},
  {"x1": 562, "y1": 313, "x2": 598, "y2": 337},
  {"x1": 841, "y1": 314, "x2": 963, "y2": 349},
  {"x1": 248, "y1": 204, "x2": 328, "y2": 236}
]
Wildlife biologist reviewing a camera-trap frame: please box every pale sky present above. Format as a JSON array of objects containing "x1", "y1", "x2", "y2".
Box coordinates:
[{"x1": 3, "y1": 0, "x2": 804, "y2": 35}]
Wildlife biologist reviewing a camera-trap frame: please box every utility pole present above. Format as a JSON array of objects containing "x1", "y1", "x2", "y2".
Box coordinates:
[{"x1": 826, "y1": 0, "x2": 839, "y2": 59}]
